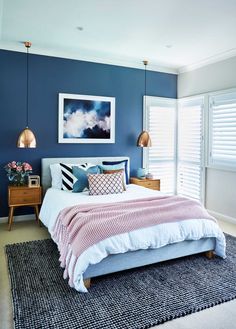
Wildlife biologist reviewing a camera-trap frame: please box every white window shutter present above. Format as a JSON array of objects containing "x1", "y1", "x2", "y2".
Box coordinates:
[
  {"x1": 144, "y1": 97, "x2": 177, "y2": 194},
  {"x1": 177, "y1": 97, "x2": 204, "y2": 202},
  {"x1": 209, "y1": 91, "x2": 236, "y2": 169}
]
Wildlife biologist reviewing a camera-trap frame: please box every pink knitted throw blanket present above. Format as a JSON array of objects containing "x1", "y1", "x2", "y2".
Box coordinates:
[{"x1": 52, "y1": 195, "x2": 215, "y2": 285}]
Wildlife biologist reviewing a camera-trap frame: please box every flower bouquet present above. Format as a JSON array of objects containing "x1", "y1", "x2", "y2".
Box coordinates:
[{"x1": 4, "y1": 161, "x2": 33, "y2": 186}]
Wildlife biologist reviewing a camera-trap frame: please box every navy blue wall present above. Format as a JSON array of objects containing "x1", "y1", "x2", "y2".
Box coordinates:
[{"x1": 0, "y1": 49, "x2": 177, "y2": 217}]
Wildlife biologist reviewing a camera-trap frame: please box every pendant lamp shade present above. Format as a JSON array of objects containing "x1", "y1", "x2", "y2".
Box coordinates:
[
  {"x1": 17, "y1": 127, "x2": 36, "y2": 148},
  {"x1": 137, "y1": 130, "x2": 152, "y2": 147},
  {"x1": 137, "y1": 60, "x2": 152, "y2": 148},
  {"x1": 17, "y1": 41, "x2": 36, "y2": 148}
]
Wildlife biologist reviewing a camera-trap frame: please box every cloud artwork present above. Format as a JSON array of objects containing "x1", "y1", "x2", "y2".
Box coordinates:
[
  {"x1": 63, "y1": 99, "x2": 111, "y2": 139},
  {"x1": 58, "y1": 94, "x2": 115, "y2": 144}
]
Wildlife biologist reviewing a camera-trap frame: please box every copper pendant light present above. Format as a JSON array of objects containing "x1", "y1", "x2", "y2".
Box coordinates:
[
  {"x1": 137, "y1": 60, "x2": 152, "y2": 147},
  {"x1": 17, "y1": 41, "x2": 36, "y2": 148},
  {"x1": 137, "y1": 130, "x2": 152, "y2": 147}
]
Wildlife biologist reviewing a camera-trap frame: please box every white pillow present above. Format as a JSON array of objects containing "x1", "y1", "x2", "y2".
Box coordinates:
[{"x1": 50, "y1": 164, "x2": 62, "y2": 189}]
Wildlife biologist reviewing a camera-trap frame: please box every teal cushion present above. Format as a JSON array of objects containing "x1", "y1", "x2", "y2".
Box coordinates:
[
  {"x1": 72, "y1": 165, "x2": 100, "y2": 192},
  {"x1": 102, "y1": 160, "x2": 129, "y2": 184},
  {"x1": 99, "y1": 163, "x2": 125, "y2": 172}
]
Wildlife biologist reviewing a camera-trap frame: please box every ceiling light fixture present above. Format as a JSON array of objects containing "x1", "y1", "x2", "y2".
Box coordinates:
[
  {"x1": 137, "y1": 60, "x2": 152, "y2": 147},
  {"x1": 17, "y1": 42, "x2": 36, "y2": 148}
]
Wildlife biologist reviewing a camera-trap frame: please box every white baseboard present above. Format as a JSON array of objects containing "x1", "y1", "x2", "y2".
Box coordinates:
[
  {"x1": 207, "y1": 209, "x2": 236, "y2": 224},
  {"x1": 0, "y1": 214, "x2": 35, "y2": 224}
]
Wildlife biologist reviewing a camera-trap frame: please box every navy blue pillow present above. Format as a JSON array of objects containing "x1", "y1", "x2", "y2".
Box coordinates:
[
  {"x1": 102, "y1": 160, "x2": 129, "y2": 184},
  {"x1": 72, "y1": 165, "x2": 100, "y2": 192}
]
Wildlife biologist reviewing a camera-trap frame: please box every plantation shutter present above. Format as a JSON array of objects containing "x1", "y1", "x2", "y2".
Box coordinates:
[
  {"x1": 177, "y1": 97, "x2": 204, "y2": 202},
  {"x1": 209, "y1": 91, "x2": 236, "y2": 169},
  {"x1": 144, "y1": 97, "x2": 176, "y2": 194}
]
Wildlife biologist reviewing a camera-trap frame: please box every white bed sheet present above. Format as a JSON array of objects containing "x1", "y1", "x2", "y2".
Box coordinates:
[
  {"x1": 39, "y1": 184, "x2": 226, "y2": 292},
  {"x1": 40, "y1": 184, "x2": 165, "y2": 232}
]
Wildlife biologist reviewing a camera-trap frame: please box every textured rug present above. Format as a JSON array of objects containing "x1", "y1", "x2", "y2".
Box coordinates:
[{"x1": 5, "y1": 235, "x2": 236, "y2": 329}]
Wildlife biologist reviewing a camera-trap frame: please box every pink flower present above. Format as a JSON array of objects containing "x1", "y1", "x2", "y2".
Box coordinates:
[
  {"x1": 23, "y1": 163, "x2": 32, "y2": 171},
  {"x1": 16, "y1": 166, "x2": 22, "y2": 172},
  {"x1": 4, "y1": 161, "x2": 32, "y2": 178}
]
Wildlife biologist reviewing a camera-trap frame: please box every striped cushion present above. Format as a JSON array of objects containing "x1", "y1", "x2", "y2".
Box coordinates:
[
  {"x1": 60, "y1": 163, "x2": 93, "y2": 191},
  {"x1": 88, "y1": 172, "x2": 124, "y2": 195}
]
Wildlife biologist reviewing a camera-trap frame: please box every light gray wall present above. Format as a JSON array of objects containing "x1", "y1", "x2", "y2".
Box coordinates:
[
  {"x1": 178, "y1": 56, "x2": 236, "y2": 219},
  {"x1": 178, "y1": 56, "x2": 236, "y2": 97}
]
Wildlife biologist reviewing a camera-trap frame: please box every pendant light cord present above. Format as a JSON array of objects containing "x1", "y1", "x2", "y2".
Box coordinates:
[
  {"x1": 145, "y1": 62, "x2": 147, "y2": 111},
  {"x1": 143, "y1": 60, "x2": 148, "y2": 113},
  {"x1": 26, "y1": 45, "x2": 29, "y2": 127}
]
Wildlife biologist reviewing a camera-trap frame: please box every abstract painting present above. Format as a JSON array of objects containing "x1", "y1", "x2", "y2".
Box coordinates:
[{"x1": 58, "y1": 93, "x2": 115, "y2": 143}]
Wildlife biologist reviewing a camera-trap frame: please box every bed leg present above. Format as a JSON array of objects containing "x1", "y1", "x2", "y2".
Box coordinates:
[
  {"x1": 205, "y1": 251, "x2": 214, "y2": 259},
  {"x1": 84, "y1": 278, "x2": 91, "y2": 289}
]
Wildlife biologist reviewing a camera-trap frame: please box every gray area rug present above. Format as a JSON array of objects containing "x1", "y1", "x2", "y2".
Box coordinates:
[{"x1": 5, "y1": 235, "x2": 236, "y2": 329}]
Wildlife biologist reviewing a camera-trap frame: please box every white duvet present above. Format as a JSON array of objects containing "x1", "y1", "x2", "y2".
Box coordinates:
[{"x1": 39, "y1": 184, "x2": 226, "y2": 292}]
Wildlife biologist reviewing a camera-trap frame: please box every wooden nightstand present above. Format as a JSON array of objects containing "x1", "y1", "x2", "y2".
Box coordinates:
[
  {"x1": 130, "y1": 177, "x2": 160, "y2": 191},
  {"x1": 8, "y1": 186, "x2": 42, "y2": 231}
]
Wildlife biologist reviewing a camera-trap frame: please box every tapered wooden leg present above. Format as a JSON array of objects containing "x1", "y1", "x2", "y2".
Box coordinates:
[
  {"x1": 8, "y1": 206, "x2": 14, "y2": 231},
  {"x1": 34, "y1": 205, "x2": 41, "y2": 226},
  {"x1": 84, "y1": 278, "x2": 91, "y2": 289},
  {"x1": 205, "y1": 250, "x2": 214, "y2": 259}
]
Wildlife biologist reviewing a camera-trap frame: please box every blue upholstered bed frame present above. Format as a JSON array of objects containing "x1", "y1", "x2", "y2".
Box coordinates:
[{"x1": 41, "y1": 157, "x2": 215, "y2": 285}]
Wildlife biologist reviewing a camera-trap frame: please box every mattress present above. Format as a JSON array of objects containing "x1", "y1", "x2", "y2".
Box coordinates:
[{"x1": 39, "y1": 184, "x2": 226, "y2": 292}]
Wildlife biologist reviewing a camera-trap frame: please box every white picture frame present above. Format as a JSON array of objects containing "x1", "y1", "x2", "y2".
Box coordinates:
[
  {"x1": 58, "y1": 93, "x2": 115, "y2": 143},
  {"x1": 28, "y1": 175, "x2": 40, "y2": 187}
]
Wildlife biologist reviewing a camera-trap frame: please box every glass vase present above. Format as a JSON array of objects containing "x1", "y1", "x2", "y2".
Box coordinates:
[
  {"x1": 137, "y1": 168, "x2": 146, "y2": 179},
  {"x1": 8, "y1": 174, "x2": 27, "y2": 186}
]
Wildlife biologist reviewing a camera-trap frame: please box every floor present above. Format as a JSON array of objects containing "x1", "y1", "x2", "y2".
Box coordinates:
[{"x1": 1, "y1": 219, "x2": 236, "y2": 329}]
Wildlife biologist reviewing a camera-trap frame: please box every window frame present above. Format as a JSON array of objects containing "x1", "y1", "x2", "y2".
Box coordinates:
[
  {"x1": 142, "y1": 87, "x2": 236, "y2": 205},
  {"x1": 177, "y1": 95, "x2": 206, "y2": 203}
]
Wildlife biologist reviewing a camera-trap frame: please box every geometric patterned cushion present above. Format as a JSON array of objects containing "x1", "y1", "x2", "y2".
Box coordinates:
[
  {"x1": 103, "y1": 169, "x2": 126, "y2": 191},
  {"x1": 88, "y1": 172, "x2": 124, "y2": 195},
  {"x1": 60, "y1": 163, "x2": 94, "y2": 191}
]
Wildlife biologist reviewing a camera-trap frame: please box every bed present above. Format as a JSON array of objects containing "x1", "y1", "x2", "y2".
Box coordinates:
[{"x1": 39, "y1": 156, "x2": 226, "y2": 292}]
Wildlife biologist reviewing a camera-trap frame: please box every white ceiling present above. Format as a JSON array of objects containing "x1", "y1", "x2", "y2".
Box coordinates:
[{"x1": 1, "y1": 0, "x2": 236, "y2": 73}]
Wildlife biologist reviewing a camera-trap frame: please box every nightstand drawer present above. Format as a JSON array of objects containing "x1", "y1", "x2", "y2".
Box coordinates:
[
  {"x1": 130, "y1": 177, "x2": 160, "y2": 191},
  {"x1": 7, "y1": 185, "x2": 42, "y2": 230},
  {"x1": 10, "y1": 194, "x2": 40, "y2": 205},
  {"x1": 8, "y1": 187, "x2": 41, "y2": 206},
  {"x1": 141, "y1": 180, "x2": 160, "y2": 190}
]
